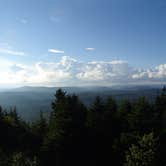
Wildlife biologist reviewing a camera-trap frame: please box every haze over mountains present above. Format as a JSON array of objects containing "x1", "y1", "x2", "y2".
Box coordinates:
[{"x1": 0, "y1": 85, "x2": 164, "y2": 121}]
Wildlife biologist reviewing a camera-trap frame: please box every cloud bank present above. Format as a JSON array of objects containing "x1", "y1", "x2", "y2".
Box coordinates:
[{"x1": 0, "y1": 56, "x2": 166, "y2": 86}]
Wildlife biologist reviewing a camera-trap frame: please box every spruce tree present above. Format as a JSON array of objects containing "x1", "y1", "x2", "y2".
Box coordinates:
[{"x1": 124, "y1": 132, "x2": 157, "y2": 166}]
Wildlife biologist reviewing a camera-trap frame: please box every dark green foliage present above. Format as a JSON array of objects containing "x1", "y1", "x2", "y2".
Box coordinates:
[
  {"x1": 127, "y1": 97, "x2": 153, "y2": 132},
  {"x1": 1, "y1": 87, "x2": 166, "y2": 165},
  {"x1": 11, "y1": 152, "x2": 38, "y2": 166},
  {"x1": 124, "y1": 132, "x2": 157, "y2": 166},
  {"x1": 86, "y1": 96, "x2": 104, "y2": 130},
  {"x1": 155, "y1": 89, "x2": 166, "y2": 129},
  {"x1": 119, "y1": 99, "x2": 132, "y2": 131},
  {"x1": 41, "y1": 89, "x2": 87, "y2": 165}
]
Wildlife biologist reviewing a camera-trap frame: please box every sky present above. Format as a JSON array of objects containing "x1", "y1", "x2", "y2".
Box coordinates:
[{"x1": 0, "y1": 0, "x2": 166, "y2": 87}]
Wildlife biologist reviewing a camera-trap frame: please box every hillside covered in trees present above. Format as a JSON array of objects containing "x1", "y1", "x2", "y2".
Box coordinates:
[
  {"x1": 0, "y1": 86, "x2": 162, "y2": 121},
  {"x1": 1, "y1": 88, "x2": 166, "y2": 165}
]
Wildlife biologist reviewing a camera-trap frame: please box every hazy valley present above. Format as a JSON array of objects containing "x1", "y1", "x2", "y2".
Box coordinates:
[{"x1": 0, "y1": 85, "x2": 163, "y2": 121}]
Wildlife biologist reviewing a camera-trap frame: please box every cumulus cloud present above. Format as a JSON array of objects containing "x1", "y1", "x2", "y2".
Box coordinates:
[
  {"x1": 0, "y1": 56, "x2": 166, "y2": 86},
  {"x1": 48, "y1": 49, "x2": 64, "y2": 54},
  {"x1": 132, "y1": 64, "x2": 166, "y2": 82},
  {"x1": 76, "y1": 60, "x2": 133, "y2": 85}
]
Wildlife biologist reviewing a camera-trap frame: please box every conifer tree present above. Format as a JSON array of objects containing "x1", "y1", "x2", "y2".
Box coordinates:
[
  {"x1": 86, "y1": 96, "x2": 104, "y2": 130},
  {"x1": 128, "y1": 97, "x2": 151, "y2": 132},
  {"x1": 124, "y1": 132, "x2": 157, "y2": 166},
  {"x1": 155, "y1": 87, "x2": 166, "y2": 129},
  {"x1": 119, "y1": 99, "x2": 132, "y2": 132}
]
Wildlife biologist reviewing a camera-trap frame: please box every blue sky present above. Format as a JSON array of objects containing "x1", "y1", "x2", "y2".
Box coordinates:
[{"x1": 0, "y1": 0, "x2": 166, "y2": 87}]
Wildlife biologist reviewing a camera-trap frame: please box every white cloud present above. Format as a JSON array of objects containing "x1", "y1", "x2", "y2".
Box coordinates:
[
  {"x1": 132, "y1": 64, "x2": 166, "y2": 81},
  {"x1": 77, "y1": 60, "x2": 131, "y2": 82},
  {"x1": 0, "y1": 56, "x2": 166, "y2": 86},
  {"x1": 48, "y1": 49, "x2": 64, "y2": 54},
  {"x1": 0, "y1": 48, "x2": 25, "y2": 56},
  {"x1": 85, "y1": 48, "x2": 95, "y2": 51}
]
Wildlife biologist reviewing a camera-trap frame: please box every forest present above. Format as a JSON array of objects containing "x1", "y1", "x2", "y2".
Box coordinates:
[{"x1": 0, "y1": 87, "x2": 166, "y2": 166}]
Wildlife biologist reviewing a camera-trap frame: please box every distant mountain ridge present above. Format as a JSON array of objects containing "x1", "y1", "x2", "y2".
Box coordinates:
[{"x1": 0, "y1": 85, "x2": 164, "y2": 121}]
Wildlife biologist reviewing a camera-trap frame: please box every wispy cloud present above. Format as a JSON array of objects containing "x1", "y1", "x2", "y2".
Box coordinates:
[
  {"x1": 85, "y1": 47, "x2": 95, "y2": 51},
  {"x1": 49, "y1": 9, "x2": 66, "y2": 23},
  {"x1": 48, "y1": 49, "x2": 64, "y2": 54},
  {"x1": 0, "y1": 48, "x2": 25, "y2": 56},
  {"x1": 49, "y1": 16, "x2": 60, "y2": 23},
  {"x1": 20, "y1": 18, "x2": 28, "y2": 24},
  {"x1": 17, "y1": 18, "x2": 28, "y2": 24}
]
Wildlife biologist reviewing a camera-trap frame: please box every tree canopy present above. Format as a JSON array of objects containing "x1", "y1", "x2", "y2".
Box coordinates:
[{"x1": 0, "y1": 88, "x2": 166, "y2": 165}]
